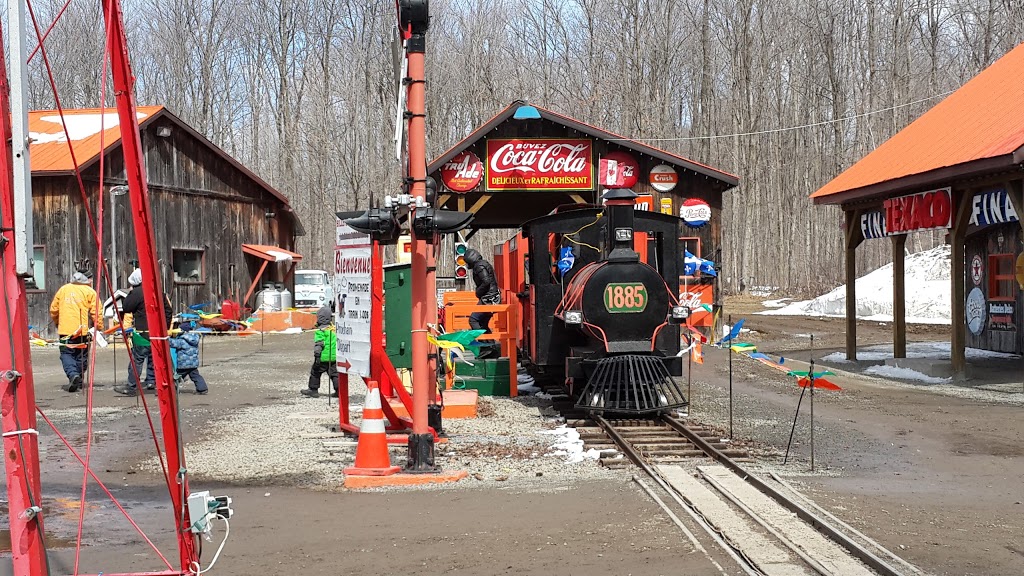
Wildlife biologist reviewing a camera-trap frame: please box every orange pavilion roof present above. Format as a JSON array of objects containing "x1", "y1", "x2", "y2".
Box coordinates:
[{"x1": 812, "y1": 42, "x2": 1024, "y2": 204}]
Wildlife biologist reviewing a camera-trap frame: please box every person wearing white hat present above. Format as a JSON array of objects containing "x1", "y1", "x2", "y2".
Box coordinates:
[
  {"x1": 50, "y1": 270, "x2": 101, "y2": 392},
  {"x1": 114, "y1": 268, "x2": 171, "y2": 396}
]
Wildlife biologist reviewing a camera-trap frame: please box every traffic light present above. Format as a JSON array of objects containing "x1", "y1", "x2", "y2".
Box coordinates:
[
  {"x1": 454, "y1": 239, "x2": 469, "y2": 280},
  {"x1": 337, "y1": 209, "x2": 402, "y2": 244},
  {"x1": 411, "y1": 208, "x2": 474, "y2": 244}
]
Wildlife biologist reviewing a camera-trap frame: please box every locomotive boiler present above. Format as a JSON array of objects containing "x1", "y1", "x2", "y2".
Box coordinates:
[{"x1": 505, "y1": 188, "x2": 691, "y2": 415}]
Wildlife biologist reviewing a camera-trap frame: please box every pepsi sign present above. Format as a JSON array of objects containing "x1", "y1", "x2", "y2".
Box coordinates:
[{"x1": 680, "y1": 199, "x2": 711, "y2": 228}]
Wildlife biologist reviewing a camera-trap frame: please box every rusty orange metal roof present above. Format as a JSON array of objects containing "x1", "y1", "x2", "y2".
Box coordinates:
[
  {"x1": 812, "y1": 42, "x2": 1024, "y2": 204},
  {"x1": 241, "y1": 244, "x2": 303, "y2": 262},
  {"x1": 29, "y1": 105, "x2": 164, "y2": 173}
]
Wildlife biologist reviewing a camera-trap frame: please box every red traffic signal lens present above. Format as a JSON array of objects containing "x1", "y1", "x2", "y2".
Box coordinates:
[{"x1": 455, "y1": 268, "x2": 468, "y2": 278}]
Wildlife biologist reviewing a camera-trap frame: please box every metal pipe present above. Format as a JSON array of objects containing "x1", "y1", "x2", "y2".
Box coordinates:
[{"x1": 405, "y1": 34, "x2": 433, "y2": 471}]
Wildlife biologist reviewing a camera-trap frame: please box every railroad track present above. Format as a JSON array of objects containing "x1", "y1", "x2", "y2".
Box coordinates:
[
  {"x1": 567, "y1": 417, "x2": 750, "y2": 468},
  {"x1": 578, "y1": 413, "x2": 919, "y2": 576}
]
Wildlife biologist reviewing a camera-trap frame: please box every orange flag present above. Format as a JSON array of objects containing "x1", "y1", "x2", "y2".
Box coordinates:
[{"x1": 691, "y1": 341, "x2": 704, "y2": 364}]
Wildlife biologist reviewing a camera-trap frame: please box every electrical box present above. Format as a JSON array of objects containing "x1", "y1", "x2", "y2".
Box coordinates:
[
  {"x1": 187, "y1": 491, "x2": 233, "y2": 534},
  {"x1": 187, "y1": 491, "x2": 215, "y2": 534},
  {"x1": 384, "y1": 263, "x2": 412, "y2": 370}
]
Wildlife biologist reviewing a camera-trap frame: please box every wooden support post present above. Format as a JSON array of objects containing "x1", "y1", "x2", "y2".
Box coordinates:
[
  {"x1": 891, "y1": 234, "x2": 907, "y2": 358},
  {"x1": 438, "y1": 194, "x2": 451, "y2": 208},
  {"x1": 569, "y1": 193, "x2": 587, "y2": 204},
  {"x1": 468, "y1": 194, "x2": 492, "y2": 214},
  {"x1": 844, "y1": 209, "x2": 863, "y2": 361},
  {"x1": 1007, "y1": 180, "x2": 1024, "y2": 237},
  {"x1": 457, "y1": 195, "x2": 466, "y2": 213},
  {"x1": 950, "y1": 189, "x2": 974, "y2": 377}
]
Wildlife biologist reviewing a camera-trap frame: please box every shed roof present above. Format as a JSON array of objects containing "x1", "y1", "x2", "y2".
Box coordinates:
[
  {"x1": 428, "y1": 101, "x2": 739, "y2": 188},
  {"x1": 28, "y1": 105, "x2": 304, "y2": 235},
  {"x1": 812, "y1": 42, "x2": 1024, "y2": 205}
]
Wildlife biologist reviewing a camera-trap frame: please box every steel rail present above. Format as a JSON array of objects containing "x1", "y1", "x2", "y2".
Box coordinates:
[
  {"x1": 659, "y1": 415, "x2": 908, "y2": 576},
  {"x1": 593, "y1": 415, "x2": 764, "y2": 576}
]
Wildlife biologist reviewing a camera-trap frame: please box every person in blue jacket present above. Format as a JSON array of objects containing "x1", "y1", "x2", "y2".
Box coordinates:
[{"x1": 169, "y1": 322, "x2": 208, "y2": 395}]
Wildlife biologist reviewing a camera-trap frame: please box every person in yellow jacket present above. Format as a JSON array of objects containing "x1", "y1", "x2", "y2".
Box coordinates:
[{"x1": 50, "y1": 271, "x2": 101, "y2": 392}]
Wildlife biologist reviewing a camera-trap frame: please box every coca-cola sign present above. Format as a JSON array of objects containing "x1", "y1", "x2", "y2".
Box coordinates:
[
  {"x1": 486, "y1": 138, "x2": 593, "y2": 191},
  {"x1": 440, "y1": 150, "x2": 483, "y2": 193},
  {"x1": 603, "y1": 151, "x2": 639, "y2": 188},
  {"x1": 678, "y1": 283, "x2": 714, "y2": 328}
]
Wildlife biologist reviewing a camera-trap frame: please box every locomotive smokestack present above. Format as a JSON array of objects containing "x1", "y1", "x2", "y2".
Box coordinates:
[{"x1": 602, "y1": 188, "x2": 639, "y2": 263}]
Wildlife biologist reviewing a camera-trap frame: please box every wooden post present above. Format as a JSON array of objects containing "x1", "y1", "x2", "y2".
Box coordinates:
[
  {"x1": 891, "y1": 234, "x2": 907, "y2": 358},
  {"x1": 844, "y1": 209, "x2": 863, "y2": 361},
  {"x1": 1007, "y1": 180, "x2": 1024, "y2": 238},
  {"x1": 950, "y1": 189, "x2": 974, "y2": 376}
]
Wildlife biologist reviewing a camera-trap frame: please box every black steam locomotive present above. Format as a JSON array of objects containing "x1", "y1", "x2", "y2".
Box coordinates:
[{"x1": 507, "y1": 189, "x2": 690, "y2": 415}]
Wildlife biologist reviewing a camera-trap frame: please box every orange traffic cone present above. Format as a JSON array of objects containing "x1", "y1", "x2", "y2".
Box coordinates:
[{"x1": 344, "y1": 380, "x2": 400, "y2": 477}]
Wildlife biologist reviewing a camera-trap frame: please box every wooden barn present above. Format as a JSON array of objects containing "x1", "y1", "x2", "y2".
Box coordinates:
[{"x1": 26, "y1": 106, "x2": 304, "y2": 336}]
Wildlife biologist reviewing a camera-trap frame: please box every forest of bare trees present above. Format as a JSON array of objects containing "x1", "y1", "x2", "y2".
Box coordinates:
[{"x1": 19, "y1": 0, "x2": 1024, "y2": 294}]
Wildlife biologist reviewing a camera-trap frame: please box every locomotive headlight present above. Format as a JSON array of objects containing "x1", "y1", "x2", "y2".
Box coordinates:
[
  {"x1": 670, "y1": 305, "x2": 691, "y2": 323},
  {"x1": 564, "y1": 310, "x2": 583, "y2": 325},
  {"x1": 614, "y1": 228, "x2": 633, "y2": 242}
]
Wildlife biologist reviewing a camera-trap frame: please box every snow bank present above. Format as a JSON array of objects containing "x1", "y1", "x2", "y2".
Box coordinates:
[
  {"x1": 863, "y1": 365, "x2": 950, "y2": 384},
  {"x1": 821, "y1": 341, "x2": 1019, "y2": 363},
  {"x1": 760, "y1": 245, "x2": 951, "y2": 324}
]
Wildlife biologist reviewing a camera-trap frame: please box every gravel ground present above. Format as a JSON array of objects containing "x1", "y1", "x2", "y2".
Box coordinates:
[{"x1": 137, "y1": 374, "x2": 622, "y2": 491}]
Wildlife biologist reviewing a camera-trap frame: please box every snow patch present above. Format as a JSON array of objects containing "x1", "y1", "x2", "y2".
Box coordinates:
[
  {"x1": 760, "y1": 246, "x2": 951, "y2": 324},
  {"x1": 537, "y1": 425, "x2": 602, "y2": 464},
  {"x1": 762, "y1": 298, "x2": 792, "y2": 308},
  {"x1": 864, "y1": 365, "x2": 951, "y2": 384},
  {"x1": 29, "y1": 111, "x2": 149, "y2": 144},
  {"x1": 821, "y1": 341, "x2": 1019, "y2": 363}
]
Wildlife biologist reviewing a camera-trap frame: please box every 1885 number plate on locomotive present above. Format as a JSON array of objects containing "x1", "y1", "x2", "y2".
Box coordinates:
[{"x1": 603, "y1": 282, "x2": 648, "y2": 313}]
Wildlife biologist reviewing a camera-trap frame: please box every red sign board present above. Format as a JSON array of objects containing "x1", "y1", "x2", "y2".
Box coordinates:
[
  {"x1": 486, "y1": 138, "x2": 593, "y2": 191},
  {"x1": 604, "y1": 151, "x2": 639, "y2": 188},
  {"x1": 634, "y1": 194, "x2": 654, "y2": 211},
  {"x1": 883, "y1": 187, "x2": 952, "y2": 234},
  {"x1": 440, "y1": 150, "x2": 483, "y2": 193},
  {"x1": 678, "y1": 283, "x2": 714, "y2": 327}
]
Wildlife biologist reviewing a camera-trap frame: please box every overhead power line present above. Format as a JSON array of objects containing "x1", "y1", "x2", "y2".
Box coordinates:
[{"x1": 612, "y1": 90, "x2": 957, "y2": 142}]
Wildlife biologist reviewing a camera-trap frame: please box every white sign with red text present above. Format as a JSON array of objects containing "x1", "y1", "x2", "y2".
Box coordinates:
[{"x1": 335, "y1": 219, "x2": 372, "y2": 376}]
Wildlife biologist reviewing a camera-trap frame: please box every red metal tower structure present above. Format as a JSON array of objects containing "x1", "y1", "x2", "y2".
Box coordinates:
[{"x1": 0, "y1": 1, "x2": 200, "y2": 573}]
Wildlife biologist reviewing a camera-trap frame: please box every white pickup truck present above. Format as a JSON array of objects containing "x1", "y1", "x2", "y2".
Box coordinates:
[{"x1": 294, "y1": 269, "x2": 334, "y2": 308}]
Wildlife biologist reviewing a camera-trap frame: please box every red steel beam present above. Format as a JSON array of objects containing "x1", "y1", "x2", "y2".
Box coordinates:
[
  {"x1": 0, "y1": 18, "x2": 48, "y2": 576},
  {"x1": 102, "y1": 0, "x2": 198, "y2": 569}
]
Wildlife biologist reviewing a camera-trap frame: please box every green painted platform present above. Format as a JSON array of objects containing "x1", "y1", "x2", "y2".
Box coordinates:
[{"x1": 452, "y1": 357, "x2": 511, "y2": 396}]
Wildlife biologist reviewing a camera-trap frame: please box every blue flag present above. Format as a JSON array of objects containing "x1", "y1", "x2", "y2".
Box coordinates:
[
  {"x1": 684, "y1": 251, "x2": 718, "y2": 277},
  {"x1": 558, "y1": 246, "x2": 575, "y2": 276}
]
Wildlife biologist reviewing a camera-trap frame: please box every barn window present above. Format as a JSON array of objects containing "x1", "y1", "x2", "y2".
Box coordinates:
[
  {"x1": 172, "y1": 249, "x2": 205, "y2": 284},
  {"x1": 25, "y1": 245, "x2": 45, "y2": 291},
  {"x1": 988, "y1": 253, "x2": 1016, "y2": 300}
]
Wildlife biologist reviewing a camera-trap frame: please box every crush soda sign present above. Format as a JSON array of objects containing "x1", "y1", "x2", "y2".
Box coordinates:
[{"x1": 486, "y1": 138, "x2": 593, "y2": 191}]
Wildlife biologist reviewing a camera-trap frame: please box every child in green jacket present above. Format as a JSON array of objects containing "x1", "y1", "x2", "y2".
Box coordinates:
[{"x1": 301, "y1": 303, "x2": 338, "y2": 398}]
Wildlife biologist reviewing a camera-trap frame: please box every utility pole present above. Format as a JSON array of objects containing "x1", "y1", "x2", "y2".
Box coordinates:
[{"x1": 403, "y1": 0, "x2": 434, "y2": 471}]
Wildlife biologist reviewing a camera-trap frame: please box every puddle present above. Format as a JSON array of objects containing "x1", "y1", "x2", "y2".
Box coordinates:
[{"x1": 0, "y1": 529, "x2": 78, "y2": 551}]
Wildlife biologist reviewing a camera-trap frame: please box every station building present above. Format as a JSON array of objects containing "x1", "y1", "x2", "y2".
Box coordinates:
[{"x1": 812, "y1": 43, "x2": 1024, "y2": 371}]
